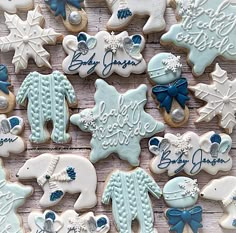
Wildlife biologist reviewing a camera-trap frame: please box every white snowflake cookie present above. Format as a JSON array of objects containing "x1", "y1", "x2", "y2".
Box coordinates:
[
  {"x1": 62, "y1": 31, "x2": 146, "y2": 78},
  {"x1": 149, "y1": 131, "x2": 232, "y2": 176},
  {"x1": 189, "y1": 63, "x2": 236, "y2": 134},
  {"x1": 0, "y1": 0, "x2": 33, "y2": 13},
  {"x1": 0, "y1": 5, "x2": 62, "y2": 73}
]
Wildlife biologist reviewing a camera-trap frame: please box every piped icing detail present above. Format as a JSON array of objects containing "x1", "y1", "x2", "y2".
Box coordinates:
[{"x1": 0, "y1": 0, "x2": 33, "y2": 13}]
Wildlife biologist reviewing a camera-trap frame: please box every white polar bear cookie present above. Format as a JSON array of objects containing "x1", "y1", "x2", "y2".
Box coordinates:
[
  {"x1": 149, "y1": 131, "x2": 232, "y2": 176},
  {"x1": 17, "y1": 153, "x2": 97, "y2": 211},
  {"x1": 201, "y1": 176, "x2": 236, "y2": 230},
  {"x1": 0, "y1": 114, "x2": 26, "y2": 157},
  {"x1": 105, "y1": 0, "x2": 167, "y2": 34},
  {"x1": 28, "y1": 209, "x2": 110, "y2": 233},
  {"x1": 62, "y1": 31, "x2": 146, "y2": 78},
  {"x1": 0, "y1": 0, "x2": 33, "y2": 13}
]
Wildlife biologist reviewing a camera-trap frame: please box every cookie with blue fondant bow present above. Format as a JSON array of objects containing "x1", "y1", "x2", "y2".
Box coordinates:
[
  {"x1": 163, "y1": 177, "x2": 203, "y2": 233},
  {"x1": 45, "y1": 0, "x2": 88, "y2": 32},
  {"x1": 148, "y1": 53, "x2": 190, "y2": 127},
  {"x1": 0, "y1": 64, "x2": 15, "y2": 114}
]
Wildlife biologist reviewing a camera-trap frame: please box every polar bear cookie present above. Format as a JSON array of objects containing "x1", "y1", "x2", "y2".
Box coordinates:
[
  {"x1": 105, "y1": 0, "x2": 167, "y2": 34},
  {"x1": 0, "y1": 0, "x2": 33, "y2": 13},
  {"x1": 189, "y1": 63, "x2": 236, "y2": 134},
  {"x1": 0, "y1": 64, "x2": 16, "y2": 114},
  {"x1": 62, "y1": 31, "x2": 146, "y2": 78},
  {"x1": 0, "y1": 160, "x2": 33, "y2": 233},
  {"x1": 149, "y1": 131, "x2": 232, "y2": 176},
  {"x1": 70, "y1": 79, "x2": 165, "y2": 166},
  {"x1": 161, "y1": 0, "x2": 236, "y2": 76},
  {"x1": 0, "y1": 6, "x2": 62, "y2": 73},
  {"x1": 45, "y1": 0, "x2": 88, "y2": 32},
  {"x1": 28, "y1": 210, "x2": 110, "y2": 233},
  {"x1": 0, "y1": 114, "x2": 26, "y2": 157},
  {"x1": 201, "y1": 176, "x2": 236, "y2": 230},
  {"x1": 17, "y1": 153, "x2": 97, "y2": 211},
  {"x1": 163, "y1": 177, "x2": 203, "y2": 233},
  {"x1": 148, "y1": 53, "x2": 190, "y2": 127}
]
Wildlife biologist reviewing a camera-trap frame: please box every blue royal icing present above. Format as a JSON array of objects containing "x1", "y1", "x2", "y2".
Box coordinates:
[
  {"x1": 45, "y1": 211, "x2": 56, "y2": 221},
  {"x1": 0, "y1": 65, "x2": 10, "y2": 95},
  {"x1": 117, "y1": 8, "x2": 132, "y2": 19},
  {"x1": 97, "y1": 217, "x2": 108, "y2": 228},
  {"x1": 66, "y1": 167, "x2": 76, "y2": 180},
  {"x1": 50, "y1": 190, "x2": 64, "y2": 202}
]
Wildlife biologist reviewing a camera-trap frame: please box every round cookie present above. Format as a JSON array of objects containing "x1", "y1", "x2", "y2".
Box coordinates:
[{"x1": 148, "y1": 53, "x2": 189, "y2": 127}]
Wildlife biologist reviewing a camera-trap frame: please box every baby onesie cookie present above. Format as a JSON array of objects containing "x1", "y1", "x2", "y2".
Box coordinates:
[
  {"x1": 70, "y1": 79, "x2": 165, "y2": 166},
  {"x1": 163, "y1": 177, "x2": 203, "y2": 233},
  {"x1": 102, "y1": 168, "x2": 162, "y2": 233},
  {"x1": 105, "y1": 0, "x2": 166, "y2": 34},
  {"x1": 0, "y1": 114, "x2": 26, "y2": 157},
  {"x1": 62, "y1": 31, "x2": 146, "y2": 78},
  {"x1": 0, "y1": 64, "x2": 15, "y2": 114},
  {"x1": 17, "y1": 153, "x2": 97, "y2": 211},
  {"x1": 45, "y1": 0, "x2": 88, "y2": 32},
  {"x1": 149, "y1": 131, "x2": 232, "y2": 176},
  {"x1": 189, "y1": 63, "x2": 236, "y2": 134},
  {"x1": 161, "y1": 0, "x2": 236, "y2": 76},
  {"x1": 148, "y1": 53, "x2": 189, "y2": 127},
  {"x1": 201, "y1": 176, "x2": 236, "y2": 230},
  {"x1": 28, "y1": 210, "x2": 110, "y2": 233},
  {"x1": 0, "y1": 160, "x2": 33, "y2": 233},
  {"x1": 0, "y1": 5, "x2": 62, "y2": 73},
  {"x1": 0, "y1": 0, "x2": 33, "y2": 13},
  {"x1": 16, "y1": 71, "x2": 77, "y2": 144}
]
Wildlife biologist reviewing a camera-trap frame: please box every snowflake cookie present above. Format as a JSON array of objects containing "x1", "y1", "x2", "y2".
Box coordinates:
[
  {"x1": 189, "y1": 63, "x2": 236, "y2": 134},
  {"x1": 45, "y1": 0, "x2": 88, "y2": 32},
  {"x1": 70, "y1": 79, "x2": 165, "y2": 166},
  {"x1": 161, "y1": 0, "x2": 236, "y2": 76},
  {"x1": 105, "y1": 0, "x2": 166, "y2": 34},
  {"x1": 163, "y1": 177, "x2": 203, "y2": 233},
  {"x1": 0, "y1": 5, "x2": 62, "y2": 73},
  {"x1": 0, "y1": 0, "x2": 33, "y2": 13},
  {"x1": 62, "y1": 31, "x2": 146, "y2": 78},
  {"x1": 149, "y1": 131, "x2": 232, "y2": 176},
  {"x1": 0, "y1": 160, "x2": 32, "y2": 233},
  {"x1": 17, "y1": 153, "x2": 97, "y2": 211},
  {"x1": 201, "y1": 176, "x2": 236, "y2": 229}
]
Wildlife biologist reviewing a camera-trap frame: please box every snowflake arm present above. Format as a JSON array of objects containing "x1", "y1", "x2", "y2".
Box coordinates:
[{"x1": 162, "y1": 54, "x2": 182, "y2": 72}]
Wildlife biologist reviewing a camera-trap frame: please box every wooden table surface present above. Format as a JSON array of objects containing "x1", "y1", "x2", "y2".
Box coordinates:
[{"x1": 0, "y1": 0, "x2": 236, "y2": 232}]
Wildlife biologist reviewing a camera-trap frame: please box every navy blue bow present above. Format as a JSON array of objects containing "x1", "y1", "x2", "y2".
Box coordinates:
[
  {"x1": 152, "y1": 78, "x2": 189, "y2": 113},
  {"x1": 45, "y1": 0, "x2": 82, "y2": 19},
  {"x1": 0, "y1": 65, "x2": 10, "y2": 95},
  {"x1": 166, "y1": 206, "x2": 203, "y2": 233}
]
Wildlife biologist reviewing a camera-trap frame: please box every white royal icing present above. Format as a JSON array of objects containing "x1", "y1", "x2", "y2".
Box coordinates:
[{"x1": 0, "y1": 0, "x2": 33, "y2": 13}]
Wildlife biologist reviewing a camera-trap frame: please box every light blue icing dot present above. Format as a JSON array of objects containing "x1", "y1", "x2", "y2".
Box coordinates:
[
  {"x1": 148, "y1": 53, "x2": 181, "y2": 85},
  {"x1": 163, "y1": 177, "x2": 198, "y2": 209}
]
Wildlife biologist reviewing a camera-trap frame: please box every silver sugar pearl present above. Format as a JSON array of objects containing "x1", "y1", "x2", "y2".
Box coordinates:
[
  {"x1": 68, "y1": 11, "x2": 82, "y2": 25},
  {"x1": 171, "y1": 108, "x2": 185, "y2": 123},
  {"x1": 0, "y1": 96, "x2": 8, "y2": 110}
]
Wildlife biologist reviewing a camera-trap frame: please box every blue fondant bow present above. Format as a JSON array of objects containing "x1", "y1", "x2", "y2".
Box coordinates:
[
  {"x1": 166, "y1": 206, "x2": 203, "y2": 233},
  {"x1": 0, "y1": 64, "x2": 10, "y2": 94},
  {"x1": 45, "y1": 0, "x2": 83, "y2": 19},
  {"x1": 152, "y1": 78, "x2": 189, "y2": 113}
]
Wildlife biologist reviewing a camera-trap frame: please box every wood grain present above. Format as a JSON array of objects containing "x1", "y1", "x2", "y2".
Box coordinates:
[{"x1": 0, "y1": 0, "x2": 236, "y2": 232}]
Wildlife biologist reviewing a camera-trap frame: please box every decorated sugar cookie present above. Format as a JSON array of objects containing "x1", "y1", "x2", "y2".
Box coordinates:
[
  {"x1": 17, "y1": 153, "x2": 97, "y2": 211},
  {"x1": 148, "y1": 53, "x2": 189, "y2": 127},
  {"x1": 149, "y1": 131, "x2": 232, "y2": 176},
  {"x1": 0, "y1": 0, "x2": 33, "y2": 13},
  {"x1": 0, "y1": 160, "x2": 33, "y2": 233},
  {"x1": 105, "y1": 0, "x2": 166, "y2": 34},
  {"x1": 163, "y1": 177, "x2": 203, "y2": 233},
  {"x1": 28, "y1": 210, "x2": 110, "y2": 233},
  {"x1": 0, "y1": 6, "x2": 62, "y2": 73},
  {"x1": 201, "y1": 176, "x2": 236, "y2": 230},
  {"x1": 102, "y1": 168, "x2": 162, "y2": 233},
  {"x1": 0, "y1": 64, "x2": 15, "y2": 114},
  {"x1": 45, "y1": 0, "x2": 88, "y2": 32},
  {"x1": 70, "y1": 79, "x2": 165, "y2": 166},
  {"x1": 62, "y1": 31, "x2": 146, "y2": 78},
  {"x1": 16, "y1": 71, "x2": 77, "y2": 144},
  {"x1": 161, "y1": 0, "x2": 236, "y2": 76},
  {"x1": 189, "y1": 63, "x2": 236, "y2": 134},
  {"x1": 0, "y1": 114, "x2": 26, "y2": 157}
]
